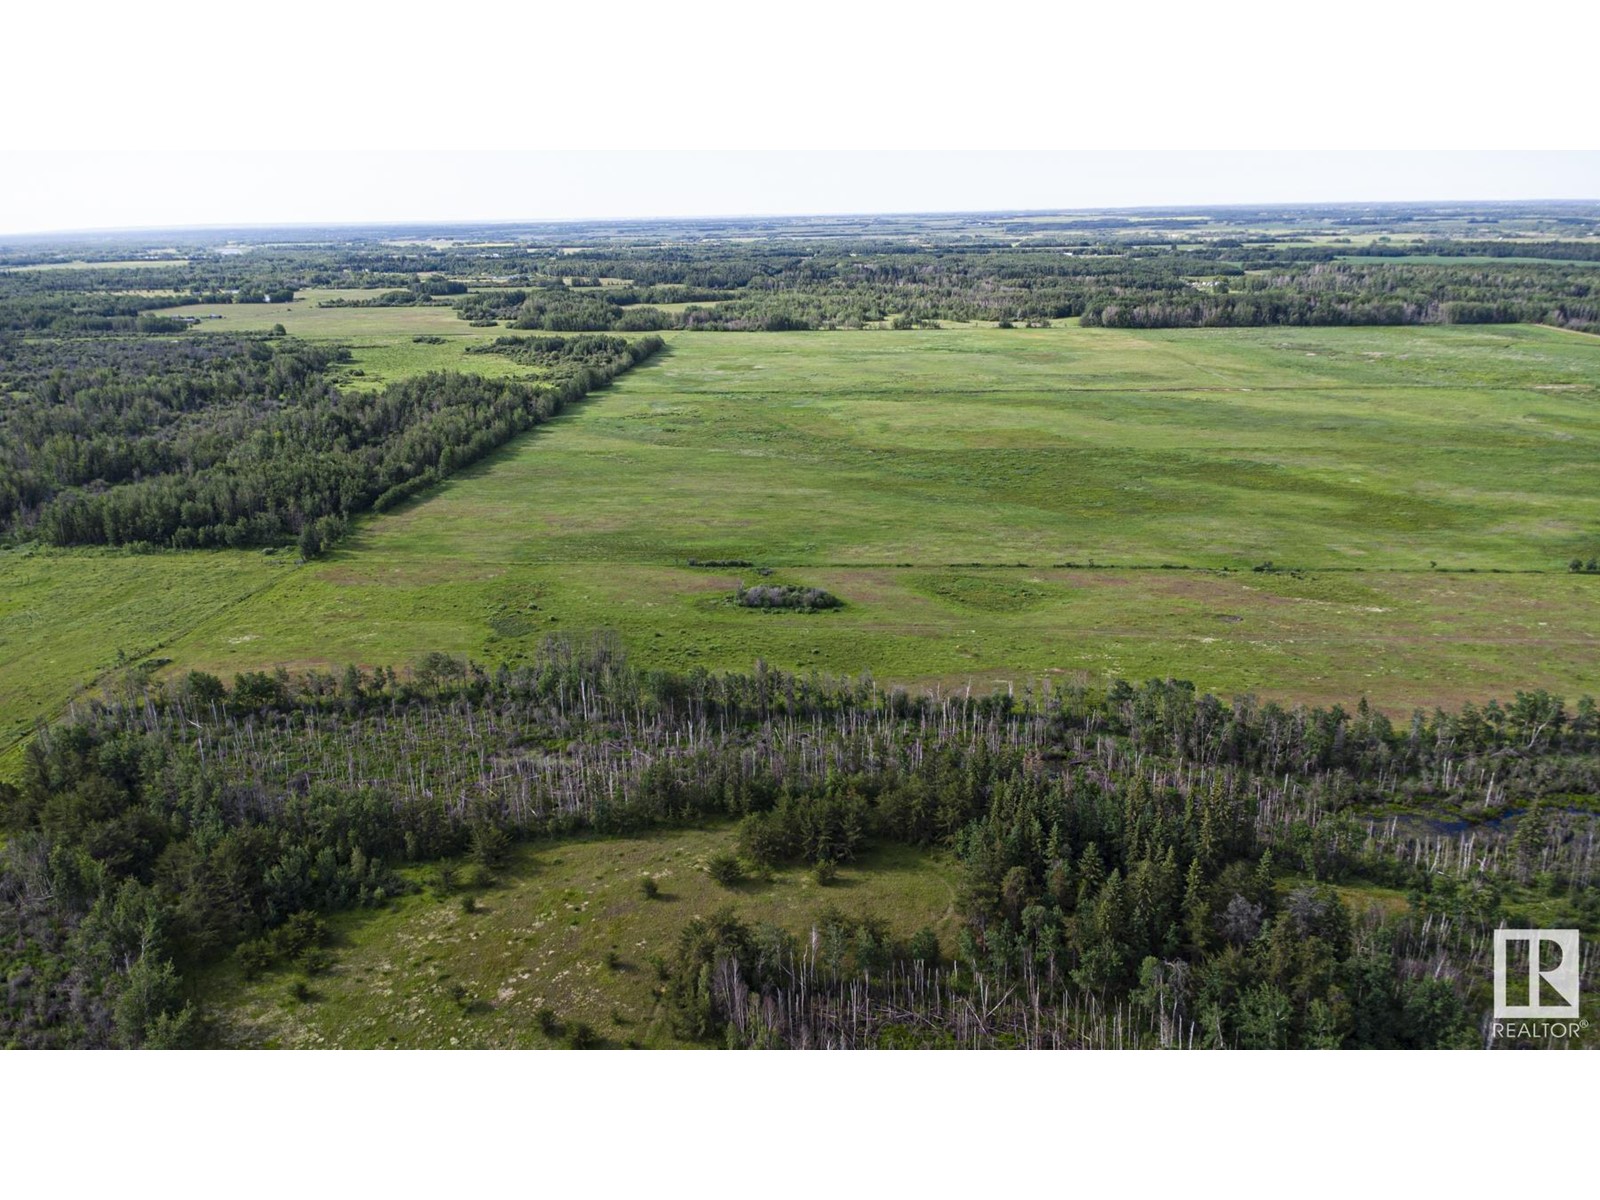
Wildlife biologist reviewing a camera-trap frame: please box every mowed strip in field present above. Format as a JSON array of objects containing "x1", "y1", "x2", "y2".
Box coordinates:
[
  {"x1": 3, "y1": 322, "x2": 1597, "y2": 763},
  {"x1": 155, "y1": 323, "x2": 1600, "y2": 711}
]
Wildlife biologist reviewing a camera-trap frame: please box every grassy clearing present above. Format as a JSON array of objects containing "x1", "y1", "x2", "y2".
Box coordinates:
[
  {"x1": 1, "y1": 259, "x2": 190, "y2": 272},
  {"x1": 1280, "y1": 876, "x2": 1411, "y2": 921},
  {"x1": 163, "y1": 287, "x2": 534, "y2": 388},
  {"x1": 199, "y1": 827, "x2": 960, "y2": 1049}
]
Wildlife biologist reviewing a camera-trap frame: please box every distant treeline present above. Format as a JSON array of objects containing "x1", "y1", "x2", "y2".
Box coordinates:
[
  {"x1": 0, "y1": 333, "x2": 663, "y2": 552},
  {"x1": 429, "y1": 246, "x2": 1600, "y2": 334},
  {"x1": 1345, "y1": 240, "x2": 1600, "y2": 262},
  {"x1": 0, "y1": 265, "x2": 299, "y2": 333},
  {"x1": 317, "y1": 279, "x2": 468, "y2": 307},
  {"x1": 1080, "y1": 262, "x2": 1600, "y2": 334},
  {"x1": 11, "y1": 230, "x2": 1593, "y2": 336},
  {"x1": 3, "y1": 637, "x2": 1593, "y2": 1047},
  {"x1": 0, "y1": 293, "x2": 199, "y2": 335}
]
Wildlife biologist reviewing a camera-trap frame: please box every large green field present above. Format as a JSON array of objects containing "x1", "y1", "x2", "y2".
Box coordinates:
[
  {"x1": 4, "y1": 322, "x2": 1598, "y2": 768},
  {"x1": 364, "y1": 322, "x2": 1597, "y2": 571}
]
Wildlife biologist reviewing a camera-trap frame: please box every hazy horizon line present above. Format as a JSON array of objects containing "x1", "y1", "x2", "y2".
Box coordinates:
[{"x1": 7, "y1": 197, "x2": 1599, "y2": 243}]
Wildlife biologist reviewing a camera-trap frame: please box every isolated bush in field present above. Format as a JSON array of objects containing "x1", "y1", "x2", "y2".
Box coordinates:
[
  {"x1": 278, "y1": 911, "x2": 329, "y2": 955},
  {"x1": 706, "y1": 852, "x2": 744, "y2": 887},
  {"x1": 298, "y1": 948, "x2": 332, "y2": 976},
  {"x1": 734, "y1": 584, "x2": 841, "y2": 612},
  {"x1": 738, "y1": 811, "x2": 799, "y2": 866},
  {"x1": 469, "y1": 822, "x2": 510, "y2": 870},
  {"x1": 460, "y1": 894, "x2": 478, "y2": 914},
  {"x1": 460, "y1": 862, "x2": 495, "y2": 890},
  {"x1": 639, "y1": 875, "x2": 660, "y2": 900},
  {"x1": 813, "y1": 859, "x2": 839, "y2": 887},
  {"x1": 567, "y1": 1022, "x2": 601, "y2": 1049},
  {"x1": 236, "y1": 940, "x2": 273, "y2": 981},
  {"x1": 535, "y1": 1007, "x2": 562, "y2": 1037},
  {"x1": 234, "y1": 911, "x2": 332, "y2": 980}
]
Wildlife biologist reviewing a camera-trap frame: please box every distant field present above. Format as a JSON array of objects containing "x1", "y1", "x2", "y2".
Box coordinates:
[
  {"x1": 0, "y1": 258, "x2": 189, "y2": 272},
  {"x1": 4, "y1": 323, "x2": 1598, "y2": 763},
  {"x1": 163, "y1": 287, "x2": 532, "y2": 386}
]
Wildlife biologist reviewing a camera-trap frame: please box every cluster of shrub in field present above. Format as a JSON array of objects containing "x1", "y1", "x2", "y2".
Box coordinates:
[
  {"x1": 464, "y1": 332, "x2": 651, "y2": 372},
  {"x1": 735, "y1": 583, "x2": 842, "y2": 611}
]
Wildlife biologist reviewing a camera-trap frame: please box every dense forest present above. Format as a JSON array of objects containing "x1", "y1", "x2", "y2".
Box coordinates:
[
  {"x1": 0, "y1": 333, "x2": 662, "y2": 551},
  {"x1": 3, "y1": 638, "x2": 1593, "y2": 1048}
]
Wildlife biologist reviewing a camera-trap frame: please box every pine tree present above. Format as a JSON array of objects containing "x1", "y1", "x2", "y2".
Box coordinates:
[{"x1": 1182, "y1": 857, "x2": 1212, "y2": 954}]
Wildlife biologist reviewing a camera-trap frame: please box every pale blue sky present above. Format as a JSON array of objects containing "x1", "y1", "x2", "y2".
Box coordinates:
[{"x1": 6, "y1": 150, "x2": 1598, "y2": 237}]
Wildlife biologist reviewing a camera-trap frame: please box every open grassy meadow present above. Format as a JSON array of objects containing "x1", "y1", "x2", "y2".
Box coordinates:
[
  {"x1": 201, "y1": 843, "x2": 1586, "y2": 1049},
  {"x1": 5, "y1": 321, "x2": 1598, "y2": 770},
  {"x1": 200, "y1": 828, "x2": 961, "y2": 1049},
  {"x1": 158, "y1": 322, "x2": 1600, "y2": 713},
  {"x1": 150, "y1": 306, "x2": 1600, "y2": 574},
  {"x1": 162, "y1": 288, "x2": 556, "y2": 387}
]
